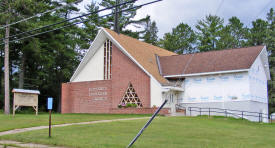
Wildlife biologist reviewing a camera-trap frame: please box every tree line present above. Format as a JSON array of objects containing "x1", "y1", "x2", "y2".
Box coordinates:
[{"x1": 0, "y1": 0, "x2": 274, "y2": 113}]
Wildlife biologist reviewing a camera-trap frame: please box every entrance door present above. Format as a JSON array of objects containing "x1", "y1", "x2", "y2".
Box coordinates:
[{"x1": 169, "y1": 92, "x2": 176, "y2": 113}]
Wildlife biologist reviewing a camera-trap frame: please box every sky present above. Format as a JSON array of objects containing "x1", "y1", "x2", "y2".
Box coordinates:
[{"x1": 77, "y1": 0, "x2": 275, "y2": 38}]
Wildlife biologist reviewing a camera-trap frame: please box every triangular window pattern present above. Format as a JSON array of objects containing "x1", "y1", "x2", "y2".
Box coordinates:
[{"x1": 120, "y1": 83, "x2": 143, "y2": 108}]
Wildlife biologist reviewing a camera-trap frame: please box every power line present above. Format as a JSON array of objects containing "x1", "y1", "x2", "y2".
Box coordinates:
[
  {"x1": 254, "y1": 0, "x2": 274, "y2": 19},
  {"x1": 1, "y1": 0, "x2": 137, "y2": 41},
  {"x1": 0, "y1": 0, "x2": 162, "y2": 45},
  {"x1": 215, "y1": 0, "x2": 224, "y2": 15},
  {"x1": 0, "y1": 0, "x2": 82, "y2": 29}
]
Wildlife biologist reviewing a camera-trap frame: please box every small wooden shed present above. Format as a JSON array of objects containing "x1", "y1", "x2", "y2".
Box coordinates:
[{"x1": 12, "y1": 89, "x2": 40, "y2": 116}]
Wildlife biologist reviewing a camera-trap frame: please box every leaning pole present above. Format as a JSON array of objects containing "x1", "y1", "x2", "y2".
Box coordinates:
[{"x1": 127, "y1": 100, "x2": 168, "y2": 148}]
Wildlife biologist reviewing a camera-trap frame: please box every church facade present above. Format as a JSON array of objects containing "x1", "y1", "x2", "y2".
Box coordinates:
[{"x1": 61, "y1": 28, "x2": 270, "y2": 122}]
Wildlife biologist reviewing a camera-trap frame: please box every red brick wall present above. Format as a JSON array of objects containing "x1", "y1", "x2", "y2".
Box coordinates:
[
  {"x1": 61, "y1": 83, "x2": 71, "y2": 113},
  {"x1": 111, "y1": 44, "x2": 151, "y2": 108},
  {"x1": 61, "y1": 80, "x2": 112, "y2": 113},
  {"x1": 61, "y1": 43, "x2": 152, "y2": 114}
]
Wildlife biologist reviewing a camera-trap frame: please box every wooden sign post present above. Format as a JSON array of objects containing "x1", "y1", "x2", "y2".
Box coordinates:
[{"x1": 48, "y1": 97, "x2": 53, "y2": 138}]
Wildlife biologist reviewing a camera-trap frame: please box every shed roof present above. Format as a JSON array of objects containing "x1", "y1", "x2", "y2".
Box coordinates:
[{"x1": 12, "y1": 89, "x2": 40, "y2": 94}]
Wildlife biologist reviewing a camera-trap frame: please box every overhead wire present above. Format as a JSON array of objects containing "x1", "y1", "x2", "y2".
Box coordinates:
[
  {"x1": 215, "y1": 0, "x2": 224, "y2": 15},
  {"x1": 0, "y1": 0, "x2": 162, "y2": 45},
  {"x1": 254, "y1": 0, "x2": 274, "y2": 19},
  {"x1": 1, "y1": 0, "x2": 137, "y2": 41},
  {"x1": 0, "y1": 0, "x2": 82, "y2": 29}
]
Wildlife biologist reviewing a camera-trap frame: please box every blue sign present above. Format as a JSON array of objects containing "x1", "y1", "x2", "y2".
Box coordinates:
[{"x1": 48, "y1": 97, "x2": 53, "y2": 110}]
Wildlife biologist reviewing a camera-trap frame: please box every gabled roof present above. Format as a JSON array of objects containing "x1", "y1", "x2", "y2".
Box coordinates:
[
  {"x1": 70, "y1": 28, "x2": 176, "y2": 84},
  {"x1": 104, "y1": 28, "x2": 176, "y2": 84},
  {"x1": 159, "y1": 45, "x2": 265, "y2": 77}
]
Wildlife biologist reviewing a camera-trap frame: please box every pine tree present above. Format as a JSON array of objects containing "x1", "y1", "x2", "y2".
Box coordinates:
[
  {"x1": 248, "y1": 19, "x2": 269, "y2": 46},
  {"x1": 218, "y1": 16, "x2": 249, "y2": 49},
  {"x1": 80, "y1": 1, "x2": 107, "y2": 49},
  {"x1": 143, "y1": 18, "x2": 158, "y2": 46},
  {"x1": 266, "y1": 8, "x2": 275, "y2": 113},
  {"x1": 196, "y1": 15, "x2": 224, "y2": 51},
  {"x1": 159, "y1": 23, "x2": 196, "y2": 54},
  {"x1": 99, "y1": 0, "x2": 149, "y2": 37},
  {"x1": 0, "y1": 0, "x2": 84, "y2": 112}
]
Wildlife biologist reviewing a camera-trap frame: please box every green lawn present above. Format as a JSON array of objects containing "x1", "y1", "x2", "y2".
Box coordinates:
[
  {"x1": 0, "y1": 113, "x2": 149, "y2": 132},
  {"x1": 1, "y1": 116, "x2": 275, "y2": 148}
]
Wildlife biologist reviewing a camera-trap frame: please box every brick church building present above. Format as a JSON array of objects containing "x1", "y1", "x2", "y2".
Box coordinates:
[{"x1": 61, "y1": 28, "x2": 270, "y2": 121}]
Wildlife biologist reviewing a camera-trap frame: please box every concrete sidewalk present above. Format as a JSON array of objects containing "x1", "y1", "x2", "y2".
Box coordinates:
[{"x1": 0, "y1": 140, "x2": 66, "y2": 148}]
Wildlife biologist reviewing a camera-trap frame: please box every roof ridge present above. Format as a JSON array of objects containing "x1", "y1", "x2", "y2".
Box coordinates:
[
  {"x1": 160, "y1": 45, "x2": 265, "y2": 58},
  {"x1": 103, "y1": 28, "x2": 177, "y2": 55}
]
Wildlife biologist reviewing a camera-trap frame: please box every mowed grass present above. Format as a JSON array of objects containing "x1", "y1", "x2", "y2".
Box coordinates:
[
  {"x1": 0, "y1": 112, "x2": 150, "y2": 132},
  {"x1": 1, "y1": 116, "x2": 275, "y2": 148}
]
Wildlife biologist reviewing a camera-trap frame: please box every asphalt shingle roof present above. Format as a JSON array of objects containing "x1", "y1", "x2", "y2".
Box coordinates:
[{"x1": 159, "y1": 45, "x2": 264, "y2": 76}]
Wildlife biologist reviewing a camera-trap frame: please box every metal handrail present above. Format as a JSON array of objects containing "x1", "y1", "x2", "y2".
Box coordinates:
[
  {"x1": 175, "y1": 104, "x2": 186, "y2": 110},
  {"x1": 189, "y1": 106, "x2": 269, "y2": 115},
  {"x1": 188, "y1": 107, "x2": 271, "y2": 123}
]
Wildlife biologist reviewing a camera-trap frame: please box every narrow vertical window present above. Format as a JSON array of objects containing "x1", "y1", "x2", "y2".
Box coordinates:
[{"x1": 104, "y1": 39, "x2": 112, "y2": 80}]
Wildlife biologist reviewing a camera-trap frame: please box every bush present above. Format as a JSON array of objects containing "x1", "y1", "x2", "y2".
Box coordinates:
[
  {"x1": 126, "y1": 103, "x2": 132, "y2": 108},
  {"x1": 131, "y1": 104, "x2": 137, "y2": 108},
  {"x1": 118, "y1": 104, "x2": 122, "y2": 108},
  {"x1": 125, "y1": 103, "x2": 137, "y2": 108}
]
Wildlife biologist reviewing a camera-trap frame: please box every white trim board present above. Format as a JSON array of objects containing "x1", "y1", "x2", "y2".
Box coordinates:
[
  {"x1": 180, "y1": 99, "x2": 268, "y2": 104},
  {"x1": 164, "y1": 69, "x2": 250, "y2": 78}
]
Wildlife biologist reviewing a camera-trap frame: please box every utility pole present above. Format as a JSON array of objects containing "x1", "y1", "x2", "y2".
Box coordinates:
[
  {"x1": 4, "y1": 0, "x2": 10, "y2": 114},
  {"x1": 114, "y1": 0, "x2": 120, "y2": 33}
]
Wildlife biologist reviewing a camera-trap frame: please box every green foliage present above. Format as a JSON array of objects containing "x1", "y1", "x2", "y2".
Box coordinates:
[
  {"x1": 131, "y1": 103, "x2": 137, "y2": 108},
  {"x1": 159, "y1": 23, "x2": 196, "y2": 53},
  {"x1": 125, "y1": 103, "x2": 132, "y2": 108},
  {"x1": 196, "y1": 15, "x2": 224, "y2": 51},
  {"x1": 125, "y1": 103, "x2": 137, "y2": 108},
  {"x1": 142, "y1": 18, "x2": 158, "y2": 45},
  {"x1": 218, "y1": 16, "x2": 249, "y2": 49},
  {"x1": 80, "y1": 1, "x2": 106, "y2": 49},
  {"x1": 0, "y1": 0, "x2": 84, "y2": 111},
  {"x1": 248, "y1": 19, "x2": 269, "y2": 45},
  {"x1": 121, "y1": 29, "x2": 139, "y2": 39},
  {"x1": 266, "y1": 8, "x2": 275, "y2": 112},
  {"x1": 99, "y1": 0, "x2": 150, "y2": 38}
]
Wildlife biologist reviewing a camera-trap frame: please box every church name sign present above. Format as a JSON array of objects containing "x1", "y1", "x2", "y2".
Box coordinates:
[{"x1": 88, "y1": 87, "x2": 108, "y2": 101}]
